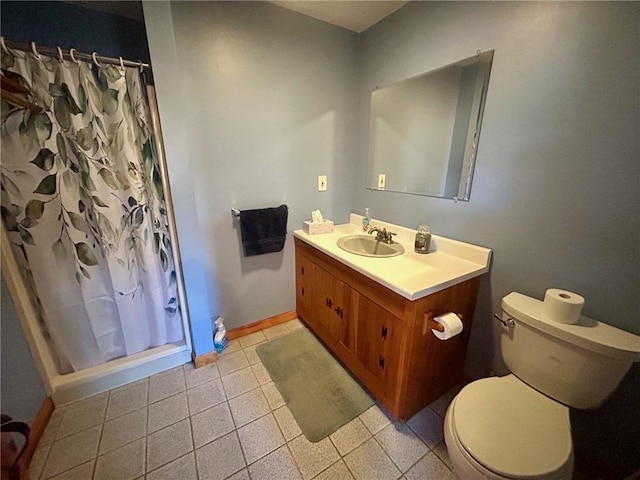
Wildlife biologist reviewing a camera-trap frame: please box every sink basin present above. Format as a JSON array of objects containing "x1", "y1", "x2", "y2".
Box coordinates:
[{"x1": 337, "y1": 235, "x2": 405, "y2": 258}]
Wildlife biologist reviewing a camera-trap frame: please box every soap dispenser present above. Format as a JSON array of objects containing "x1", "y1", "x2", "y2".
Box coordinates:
[{"x1": 362, "y1": 208, "x2": 370, "y2": 232}]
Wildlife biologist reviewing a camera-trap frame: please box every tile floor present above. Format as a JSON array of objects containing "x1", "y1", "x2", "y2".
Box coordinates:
[{"x1": 30, "y1": 319, "x2": 459, "y2": 480}]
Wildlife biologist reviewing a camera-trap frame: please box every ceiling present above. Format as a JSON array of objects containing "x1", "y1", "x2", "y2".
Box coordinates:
[
  {"x1": 70, "y1": 1, "x2": 408, "y2": 33},
  {"x1": 271, "y1": 1, "x2": 407, "y2": 33}
]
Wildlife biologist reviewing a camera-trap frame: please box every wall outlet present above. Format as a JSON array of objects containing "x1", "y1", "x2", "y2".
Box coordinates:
[
  {"x1": 318, "y1": 175, "x2": 327, "y2": 191},
  {"x1": 378, "y1": 174, "x2": 386, "y2": 189}
]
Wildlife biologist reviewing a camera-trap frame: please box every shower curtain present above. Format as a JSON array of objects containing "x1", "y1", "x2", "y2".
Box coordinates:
[{"x1": 0, "y1": 47, "x2": 183, "y2": 373}]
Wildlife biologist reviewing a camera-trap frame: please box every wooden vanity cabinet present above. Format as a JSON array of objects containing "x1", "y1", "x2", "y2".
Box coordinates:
[{"x1": 294, "y1": 237, "x2": 481, "y2": 421}]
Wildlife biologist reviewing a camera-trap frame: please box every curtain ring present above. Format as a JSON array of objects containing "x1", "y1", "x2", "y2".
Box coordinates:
[
  {"x1": 69, "y1": 48, "x2": 79, "y2": 64},
  {"x1": 30, "y1": 41, "x2": 42, "y2": 59},
  {"x1": 92, "y1": 52, "x2": 101, "y2": 67},
  {"x1": 0, "y1": 37, "x2": 8, "y2": 53},
  {"x1": 56, "y1": 46, "x2": 64, "y2": 62},
  {"x1": 119, "y1": 56, "x2": 125, "y2": 70},
  {"x1": 138, "y1": 60, "x2": 144, "y2": 73}
]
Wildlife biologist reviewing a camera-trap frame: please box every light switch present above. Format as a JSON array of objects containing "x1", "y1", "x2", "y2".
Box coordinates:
[
  {"x1": 318, "y1": 175, "x2": 327, "y2": 191},
  {"x1": 378, "y1": 174, "x2": 386, "y2": 189}
]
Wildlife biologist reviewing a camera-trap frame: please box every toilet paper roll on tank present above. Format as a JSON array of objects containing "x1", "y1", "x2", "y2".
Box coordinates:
[{"x1": 541, "y1": 288, "x2": 585, "y2": 325}]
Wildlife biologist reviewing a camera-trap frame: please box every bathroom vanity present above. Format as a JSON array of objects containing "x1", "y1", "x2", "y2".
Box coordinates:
[{"x1": 293, "y1": 215, "x2": 492, "y2": 420}]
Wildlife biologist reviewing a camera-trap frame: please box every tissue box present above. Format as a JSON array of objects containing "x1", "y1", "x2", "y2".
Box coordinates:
[{"x1": 303, "y1": 220, "x2": 334, "y2": 235}]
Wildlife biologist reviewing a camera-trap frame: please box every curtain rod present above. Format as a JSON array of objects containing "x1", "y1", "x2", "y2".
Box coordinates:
[{"x1": 1, "y1": 38, "x2": 150, "y2": 70}]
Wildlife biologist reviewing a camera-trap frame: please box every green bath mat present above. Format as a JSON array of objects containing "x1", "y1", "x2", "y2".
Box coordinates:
[{"x1": 256, "y1": 328, "x2": 374, "y2": 442}]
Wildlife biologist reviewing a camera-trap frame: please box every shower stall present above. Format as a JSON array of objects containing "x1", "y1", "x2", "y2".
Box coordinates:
[{"x1": 0, "y1": 40, "x2": 192, "y2": 405}]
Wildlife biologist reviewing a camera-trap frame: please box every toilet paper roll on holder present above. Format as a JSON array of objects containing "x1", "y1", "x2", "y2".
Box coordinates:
[{"x1": 423, "y1": 311, "x2": 464, "y2": 335}]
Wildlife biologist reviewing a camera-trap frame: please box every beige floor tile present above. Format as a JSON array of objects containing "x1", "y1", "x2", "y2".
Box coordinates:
[
  {"x1": 149, "y1": 367, "x2": 186, "y2": 404},
  {"x1": 248, "y1": 445, "x2": 302, "y2": 479},
  {"x1": 106, "y1": 380, "x2": 148, "y2": 420},
  {"x1": 273, "y1": 405, "x2": 302, "y2": 441},
  {"x1": 146, "y1": 418, "x2": 193, "y2": 472},
  {"x1": 375, "y1": 422, "x2": 428, "y2": 472},
  {"x1": 284, "y1": 319, "x2": 304, "y2": 332},
  {"x1": 406, "y1": 406, "x2": 444, "y2": 448},
  {"x1": 359, "y1": 404, "x2": 393, "y2": 435},
  {"x1": 195, "y1": 432, "x2": 246, "y2": 480},
  {"x1": 330, "y1": 418, "x2": 371, "y2": 456},
  {"x1": 405, "y1": 451, "x2": 455, "y2": 480},
  {"x1": 56, "y1": 393, "x2": 108, "y2": 440},
  {"x1": 243, "y1": 343, "x2": 264, "y2": 365},
  {"x1": 28, "y1": 442, "x2": 51, "y2": 480},
  {"x1": 238, "y1": 331, "x2": 267, "y2": 348},
  {"x1": 343, "y1": 438, "x2": 401, "y2": 480},
  {"x1": 94, "y1": 437, "x2": 145, "y2": 480},
  {"x1": 251, "y1": 362, "x2": 272, "y2": 385},
  {"x1": 217, "y1": 350, "x2": 249, "y2": 376},
  {"x1": 184, "y1": 362, "x2": 220, "y2": 389},
  {"x1": 313, "y1": 460, "x2": 355, "y2": 480},
  {"x1": 99, "y1": 406, "x2": 147, "y2": 455},
  {"x1": 428, "y1": 385, "x2": 462, "y2": 418},
  {"x1": 187, "y1": 378, "x2": 226, "y2": 414},
  {"x1": 237, "y1": 413, "x2": 285, "y2": 464},
  {"x1": 38, "y1": 406, "x2": 66, "y2": 446},
  {"x1": 221, "y1": 366, "x2": 259, "y2": 399},
  {"x1": 288, "y1": 435, "x2": 340, "y2": 480},
  {"x1": 432, "y1": 441, "x2": 453, "y2": 470},
  {"x1": 262, "y1": 323, "x2": 290, "y2": 340},
  {"x1": 148, "y1": 391, "x2": 189, "y2": 433},
  {"x1": 47, "y1": 460, "x2": 95, "y2": 480},
  {"x1": 146, "y1": 452, "x2": 197, "y2": 480},
  {"x1": 42, "y1": 425, "x2": 101, "y2": 478},
  {"x1": 228, "y1": 387, "x2": 270, "y2": 428},
  {"x1": 191, "y1": 402, "x2": 236, "y2": 448},
  {"x1": 262, "y1": 381, "x2": 285, "y2": 410},
  {"x1": 226, "y1": 469, "x2": 250, "y2": 480}
]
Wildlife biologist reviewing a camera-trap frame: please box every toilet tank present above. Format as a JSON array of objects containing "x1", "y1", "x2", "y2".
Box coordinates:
[{"x1": 500, "y1": 292, "x2": 640, "y2": 409}]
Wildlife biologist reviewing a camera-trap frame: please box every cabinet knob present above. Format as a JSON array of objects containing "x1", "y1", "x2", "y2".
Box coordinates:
[
  {"x1": 381, "y1": 325, "x2": 388, "y2": 340},
  {"x1": 379, "y1": 355, "x2": 385, "y2": 369},
  {"x1": 334, "y1": 306, "x2": 344, "y2": 318},
  {"x1": 301, "y1": 287, "x2": 305, "y2": 296},
  {"x1": 301, "y1": 266, "x2": 305, "y2": 275}
]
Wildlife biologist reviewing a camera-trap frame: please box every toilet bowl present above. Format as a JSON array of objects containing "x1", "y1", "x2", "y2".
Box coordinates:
[
  {"x1": 443, "y1": 291, "x2": 640, "y2": 479},
  {"x1": 444, "y1": 375, "x2": 573, "y2": 480}
]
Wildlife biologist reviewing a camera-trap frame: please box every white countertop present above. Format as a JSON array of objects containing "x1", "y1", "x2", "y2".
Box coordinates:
[{"x1": 293, "y1": 214, "x2": 492, "y2": 301}]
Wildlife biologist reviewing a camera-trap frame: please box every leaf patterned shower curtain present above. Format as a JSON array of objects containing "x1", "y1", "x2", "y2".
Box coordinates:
[{"x1": 1, "y1": 48, "x2": 183, "y2": 373}]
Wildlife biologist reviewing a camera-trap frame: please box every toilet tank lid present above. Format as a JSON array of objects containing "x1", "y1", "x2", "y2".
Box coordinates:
[{"x1": 502, "y1": 292, "x2": 640, "y2": 361}]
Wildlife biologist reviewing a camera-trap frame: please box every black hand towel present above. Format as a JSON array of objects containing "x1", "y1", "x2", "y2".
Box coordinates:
[{"x1": 239, "y1": 204, "x2": 288, "y2": 256}]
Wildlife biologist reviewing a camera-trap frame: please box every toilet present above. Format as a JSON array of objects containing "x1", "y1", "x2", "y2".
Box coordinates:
[{"x1": 444, "y1": 292, "x2": 640, "y2": 480}]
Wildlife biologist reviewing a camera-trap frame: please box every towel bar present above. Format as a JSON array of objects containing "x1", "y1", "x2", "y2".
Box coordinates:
[{"x1": 231, "y1": 205, "x2": 288, "y2": 218}]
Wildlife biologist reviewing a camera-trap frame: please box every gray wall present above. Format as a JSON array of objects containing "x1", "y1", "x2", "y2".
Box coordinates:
[
  {"x1": 357, "y1": 1, "x2": 640, "y2": 377},
  {"x1": 144, "y1": 1, "x2": 359, "y2": 344},
  {"x1": 1, "y1": 277, "x2": 46, "y2": 423}
]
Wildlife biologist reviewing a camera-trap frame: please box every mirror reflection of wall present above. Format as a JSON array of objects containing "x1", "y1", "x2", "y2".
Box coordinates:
[{"x1": 367, "y1": 50, "x2": 494, "y2": 200}]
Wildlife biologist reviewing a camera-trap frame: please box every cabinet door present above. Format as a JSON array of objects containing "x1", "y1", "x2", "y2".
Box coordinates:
[
  {"x1": 354, "y1": 294, "x2": 403, "y2": 396},
  {"x1": 295, "y1": 252, "x2": 317, "y2": 329},
  {"x1": 315, "y1": 266, "x2": 350, "y2": 347}
]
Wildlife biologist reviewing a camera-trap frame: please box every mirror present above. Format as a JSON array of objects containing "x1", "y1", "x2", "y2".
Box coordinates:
[{"x1": 367, "y1": 50, "x2": 493, "y2": 200}]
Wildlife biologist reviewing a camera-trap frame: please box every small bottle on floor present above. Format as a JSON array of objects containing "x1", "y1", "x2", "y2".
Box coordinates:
[{"x1": 214, "y1": 317, "x2": 228, "y2": 353}]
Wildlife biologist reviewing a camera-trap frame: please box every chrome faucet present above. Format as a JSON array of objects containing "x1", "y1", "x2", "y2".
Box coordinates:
[{"x1": 368, "y1": 227, "x2": 397, "y2": 244}]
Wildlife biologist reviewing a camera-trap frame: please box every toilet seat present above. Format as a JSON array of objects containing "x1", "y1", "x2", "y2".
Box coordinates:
[{"x1": 451, "y1": 375, "x2": 573, "y2": 479}]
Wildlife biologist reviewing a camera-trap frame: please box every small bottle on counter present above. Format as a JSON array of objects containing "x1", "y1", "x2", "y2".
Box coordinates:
[
  {"x1": 362, "y1": 208, "x2": 370, "y2": 232},
  {"x1": 414, "y1": 225, "x2": 431, "y2": 254}
]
